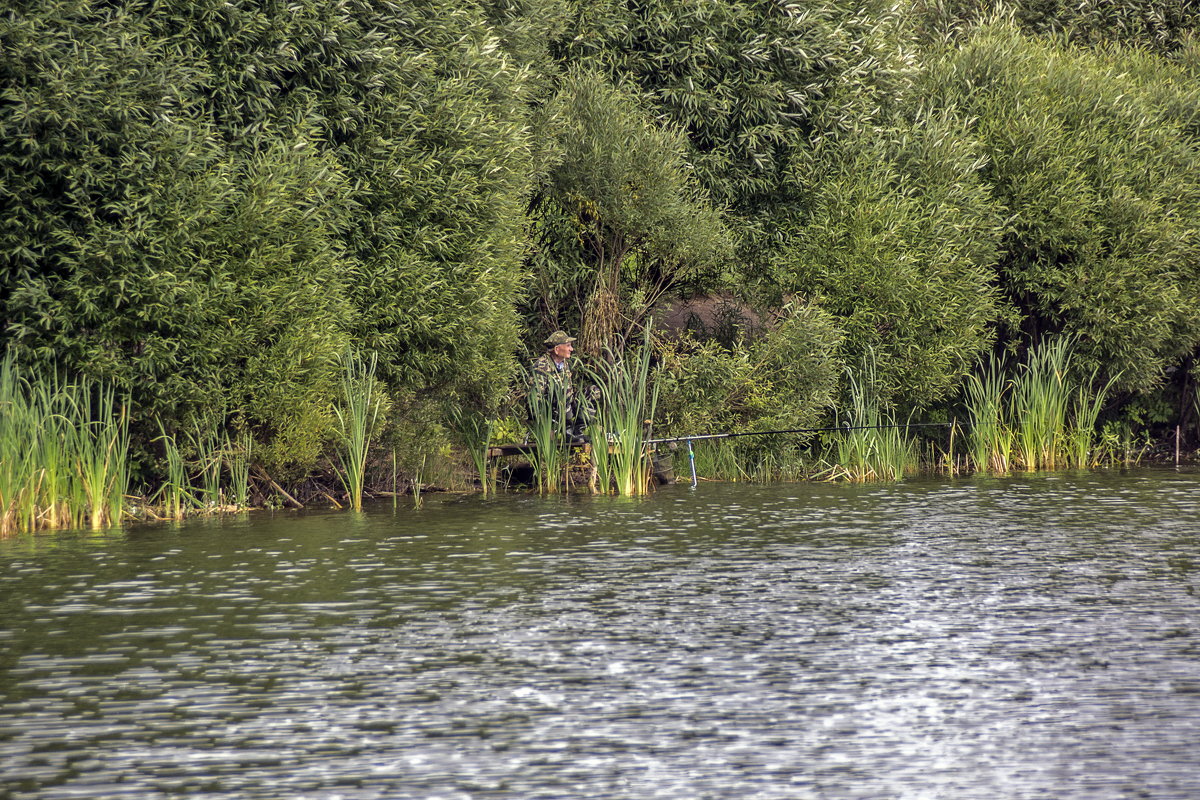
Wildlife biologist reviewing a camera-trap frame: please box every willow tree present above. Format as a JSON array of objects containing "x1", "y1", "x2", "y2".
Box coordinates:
[
  {"x1": 160, "y1": 0, "x2": 537, "y2": 410},
  {"x1": 0, "y1": 2, "x2": 359, "y2": 466},
  {"x1": 2, "y1": 0, "x2": 536, "y2": 467},
  {"x1": 769, "y1": 112, "x2": 1006, "y2": 408},
  {"x1": 912, "y1": 0, "x2": 1200, "y2": 53},
  {"x1": 552, "y1": 0, "x2": 915, "y2": 284},
  {"x1": 923, "y1": 23, "x2": 1200, "y2": 395},
  {"x1": 530, "y1": 69, "x2": 731, "y2": 355}
]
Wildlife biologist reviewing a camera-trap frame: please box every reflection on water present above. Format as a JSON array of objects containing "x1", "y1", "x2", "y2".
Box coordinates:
[{"x1": 2, "y1": 469, "x2": 1199, "y2": 799}]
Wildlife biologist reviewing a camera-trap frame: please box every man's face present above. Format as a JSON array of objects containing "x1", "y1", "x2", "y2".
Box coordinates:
[{"x1": 552, "y1": 342, "x2": 574, "y2": 361}]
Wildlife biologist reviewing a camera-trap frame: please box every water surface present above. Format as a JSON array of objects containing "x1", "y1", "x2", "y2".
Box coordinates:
[{"x1": 2, "y1": 469, "x2": 1199, "y2": 799}]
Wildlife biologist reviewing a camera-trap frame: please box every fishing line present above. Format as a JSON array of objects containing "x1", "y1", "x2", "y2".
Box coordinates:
[
  {"x1": 645, "y1": 422, "x2": 965, "y2": 488},
  {"x1": 645, "y1": 421, "x2": 962, "y2": 446}
]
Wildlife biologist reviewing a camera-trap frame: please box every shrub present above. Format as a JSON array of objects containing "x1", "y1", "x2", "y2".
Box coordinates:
[
  {"x1": 769, "y1": 112, "x2": 1005, "y2": 408},
  {"x1": 655, "y1": 302, "x2": 842, "y2": 438},
  {"x1": 923, "y1": 23, "x2": 1200, "y2": 395}
]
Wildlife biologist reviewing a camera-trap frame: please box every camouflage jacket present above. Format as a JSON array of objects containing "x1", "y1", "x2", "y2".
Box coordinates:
[{"x1": 529, "y1": 353, "x2": 576, "y2": 402}]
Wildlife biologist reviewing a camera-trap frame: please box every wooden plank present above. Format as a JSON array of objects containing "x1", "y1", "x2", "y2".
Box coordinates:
[
  {"x1": 487, "y1": 444, "x2": 535, "y2": 458},
  {"x1": 487, "y1": 442, "x2": 602, "y2": 459}
]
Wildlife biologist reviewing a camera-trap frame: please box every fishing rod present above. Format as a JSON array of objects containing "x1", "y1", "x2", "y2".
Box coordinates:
[
  {"x1": 644, "y1": 421, "x2": 959, "y2": 447},
  {"x1": 645, "y1": 421, "x2": 964, "y2": 488}
]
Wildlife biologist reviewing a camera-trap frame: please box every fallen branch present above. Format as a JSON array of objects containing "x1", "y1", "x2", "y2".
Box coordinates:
[{"x1": 253, "y1": 466, "x2": 304, "y2": 509}]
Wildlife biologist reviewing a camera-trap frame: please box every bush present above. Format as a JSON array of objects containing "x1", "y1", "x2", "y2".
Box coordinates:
[
  {"x1": 924, "y1": 24, "x2": 1200, "y2": 394},
  {"x1": 655, "y1": 302, "x2": 842, "y2": 437},
  {"x1": 768, "y1": 113, "x2": 1005, "y2": 408},
  {"x1": 527, "y1": 68, "x2": 731, "y2": 355},
  {"x1": 1, "y1": 0, "x2": 536, "y2": 469}
]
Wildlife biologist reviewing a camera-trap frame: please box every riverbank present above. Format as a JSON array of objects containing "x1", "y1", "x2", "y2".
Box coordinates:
[{"x1": 76, "y1": 435, "x2": 1200, "y2": 534}]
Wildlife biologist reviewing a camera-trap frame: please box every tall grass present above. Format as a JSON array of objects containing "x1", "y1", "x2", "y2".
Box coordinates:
[
  {"x1": 155, "y1": 422, "x2": 195, "y2": 519},
  {"x1": 1194, "y1": 389, "x2": 1200, "y2": 443},
  {"x1": 964, "y1": 337, "x2": 1116, "y2": 472},
  {"x1": 585, "y1": 329, "x2": 659, "y2": 496},
  {"x1": 154, "y1": 417, "x2": 253, "y2": 519},
  {"x1": 412, "y1": 453, "x2": 426, "y2": 509},
  {"x1": 75, "y1": 381, "x2": 130, "y2": 530},
  {"x1": 1, "y1": 355, "x2": 41, "y2": 533},
  {"x1": 0, "y1": 354, "x2": 131, "y2": 534},
  {"x1": 1095, "y1": 421, "x2": 1150, "y2": 467},
  {"x1": 819, "y1": 352, "x2": 917, "y2": 482},
  {"x1": 963, "y1": 352, "x2": 1013, "y2": 472},
  {"x1": 449, "y1": 408, "x2": 495, "y2": 495},
  {"x1": 1012, "y1": 338, "x2": 1073, "y2": 470},
  {"x1": 690, "y1": 439, "x2": 748, "y2": 482},
  {"x1": 185, "y1": 418, "x2": 224, "y2": 509},
  {"x1": 1066, "y1": 378, "x2": 1114, "y2": 468},
  {"x1": 527, "y1": 373, "x2": 570, "y2": 493},
  {"x1": 225, "y1": 430, "x2": 253, "y2": 508},
  {"x1": 585, "y1": 420, "x2": 616, "y2": 493},
  {"x1": 744, "y1": 443, "x2": 810, "y2": 483},
  {"x1": 332, "y1": 349, "x2": 383, "y2": 512}
]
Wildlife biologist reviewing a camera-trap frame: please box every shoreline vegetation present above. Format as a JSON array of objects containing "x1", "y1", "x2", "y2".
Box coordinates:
[
  {"x1": 4, "y1": 2, "x2": 1200, "y2": 533},
  {"x1": 0, "y1": 337, "x2": 1184, "y2": 536}
]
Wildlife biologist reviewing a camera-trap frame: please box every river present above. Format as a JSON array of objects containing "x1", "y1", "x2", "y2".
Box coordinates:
[{"x1": 2, "y1": 469, "x2": 1199, "y2": 799}]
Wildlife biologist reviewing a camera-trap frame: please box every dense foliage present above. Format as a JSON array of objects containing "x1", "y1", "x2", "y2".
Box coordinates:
[
  {"x1": 528, "y1": 67, "x2": 732, "y2": 355},
  {"x1": 769, "y1": 113, "x2": 1005, "y2": 408},
  {"x1": 1, "y1": 0, "x2": 532, "y2": 467},
  {"x1": 655, "y1": 303, "x2": 843, "y2": 437},
  {"x1": 924, "y1": 24, "x2": 1200, "y2": 394},
  {"x1": 2, "y1": 0, "x2": 1199, "y2": 485}
]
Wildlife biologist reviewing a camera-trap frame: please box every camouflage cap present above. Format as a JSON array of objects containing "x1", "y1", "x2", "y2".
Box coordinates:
[{"x1": 544, "y1": 330, "x2": 576, "y2": 347}]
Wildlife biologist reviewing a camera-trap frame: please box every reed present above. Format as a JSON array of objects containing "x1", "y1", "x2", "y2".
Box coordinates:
[
  {"x1": 1065, "y1": 372, "x2": 1116, "y2": 468},
  {"x1": 526, "y1": 374, "x2": 570, "y2": 493},
  {"x1": 585, "y1": 419, "x2": 616, "y2": 493},
  {"x1": 820, "y1": 352, "x2": 917, "y2": 482},
  {"x1": 1, "y1": 354, "x2": 37, "y2": 533},
  {"x1": 715, "y1": 438, "x2": 810, "y2": 483},
  {"x1": 60, "y1": 378, "x2": 130, "y2": 531},
  {"x1": 963, "y1": 352, "x2": 1013, "y2": 472},
  {"x1": 450, "y1": 408, "x2": 495, "y2": 495},
  {"x1": 1096, "y1": 421, "x2": 1149, "y2": 467},
  {"x1": 963, "y1": 337, "x2": 1115, "y2": 473},
  {"x1": 769, "y1": 444, "x2": 814, "y2": 482},
  {"x1": 412, "y1": 453, "x2": 426, "y2": 508},
  {"x1": 152, "y1": 416, "x2": 253, "y2": 518},
  {"x1": 392, "y1": 447, "x2": 399, "y2": 510},
  {"x1": 1194, "y1": 389, "x2": 1200, "y2": 441},
  {"x1": 1012, "y1": 337, "x2": 1072, "y2": 470},
  {"x1": 225, "y1": 430, "x2": 253, "y2": 508},
  {"x1": 155, "y1": 423, "x2": 196, "y2": 519},
  {"x1": 690, "y1": 438, "x2": 747, "y2": 482},
  {"x1": 14, "y1": 372, "x2": 71, "y2": 530},
  {"x1": 746, "y1": 447, "x2": 797, "y2": 483},
  {"x1": 184, "y1": 419, "x2": 224, "y2": 509},
  {"x1": 0, "y1": 367, "x2": 134, "y2": 533},
  {"x1": 585, "y1": 329, "x2": 659, "y2": 496},
  {"x1": 332, "y1": 349, "x2": 382, "y2": 512}
]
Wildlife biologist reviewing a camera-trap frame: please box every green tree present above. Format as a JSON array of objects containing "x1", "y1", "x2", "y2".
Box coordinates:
[
  {"x1": 924, "y1": 23, "x2": 1200, "y2": 394},
  {"x1": 912, "y1": 0, "x2": 1200, "y2": 53},
  {"x1": 0, "y1": 2, "x2": 355, "y2": 465},
  {"x1": 2, "y1": 0, "x2": 538, "y2": 469},
  {"x1": 529, "y1": 68, "x2": 732, "y2": 354},
  {"x1": 770, "y1": 112, "x2": 1005, "y2": 408},
  {"x1": 156, "y1": 0, "x2": 537, "y2": 408},
  {"x1": 655, "y1": 302, "x2": 843, "y2": 436},
  {"x1": 552, "y1": 0, "x2": 914, "y2": 273}
]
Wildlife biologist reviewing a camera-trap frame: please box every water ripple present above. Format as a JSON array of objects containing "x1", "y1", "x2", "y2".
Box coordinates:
[{"x1": 2, "y1": 469, "x2": 1199, "y2": 799}]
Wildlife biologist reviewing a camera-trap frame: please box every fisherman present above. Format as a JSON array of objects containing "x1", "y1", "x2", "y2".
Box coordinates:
[{"x1": 529, "y1": 330, "x2": 593, "y2": 444}]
